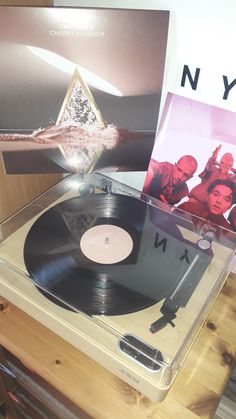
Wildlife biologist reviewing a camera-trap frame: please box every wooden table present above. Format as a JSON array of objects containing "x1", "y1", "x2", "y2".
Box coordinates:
[{"x1": 0, "y1": 273, "x2": 235, "y2": 419}]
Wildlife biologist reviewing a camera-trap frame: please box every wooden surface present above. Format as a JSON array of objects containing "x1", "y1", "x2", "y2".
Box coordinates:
[
  {"x1": 0, "y1": 273, "x2": 235, "y2": 419},
  {"x1": 0, "y1": 155, "x2": 61, "y2": 222}
]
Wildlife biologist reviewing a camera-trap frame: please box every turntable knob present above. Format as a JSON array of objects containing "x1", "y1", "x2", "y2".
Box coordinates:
[{"x1": 197, "y1": 231, "x2": 215, "y2": 250}]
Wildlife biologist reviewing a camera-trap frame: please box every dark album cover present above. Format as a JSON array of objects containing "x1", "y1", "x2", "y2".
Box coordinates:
[
  {"x1": 0, "y1": 6, "x2": 169, "y2": 174},
  {"x1": 143, "y1": 93, "x2": 236, "y2": 232}
]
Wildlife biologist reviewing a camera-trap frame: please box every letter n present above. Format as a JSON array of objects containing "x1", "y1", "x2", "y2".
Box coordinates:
[
  {"x1": 154, "y1": 233, "x2": 167, "y2": 252},
  {"x1": 181, "y1": 65, "x2": 200, "y2": 90}
]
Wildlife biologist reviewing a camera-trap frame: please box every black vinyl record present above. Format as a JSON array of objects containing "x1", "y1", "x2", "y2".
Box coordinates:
[{"x1": 24, "y1": 193, "x2": 197, "y2": 316}]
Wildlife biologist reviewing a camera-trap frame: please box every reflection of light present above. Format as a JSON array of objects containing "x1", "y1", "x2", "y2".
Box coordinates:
[
  {"x1": 67, "y1": 156, "x2": 81, "y2": 169},
  {"x1": 27, "y1": 46, "x2": 122, "y2": 96},
  {"x1": 65, "y1": 176, "x2": 84, "y2": 190}
]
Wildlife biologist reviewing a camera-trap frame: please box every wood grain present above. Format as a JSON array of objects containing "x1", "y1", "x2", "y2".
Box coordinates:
[
  {"x1": 0, "y1": 274, "x2": 235, "y2": 419},
  {"x1": 0, "y1": 155, "x2": 61, "y2": 222}
]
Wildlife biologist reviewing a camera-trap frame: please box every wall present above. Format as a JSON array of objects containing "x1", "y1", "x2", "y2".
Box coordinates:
[{"x1": 54, "y1": 0, "x2": 236, "y2": 113}]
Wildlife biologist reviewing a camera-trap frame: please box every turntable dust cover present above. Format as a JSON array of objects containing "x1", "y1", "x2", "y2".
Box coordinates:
[
  {"x1": 143, "y1": 93, "x2": 236, "y2": 232},
  {"x1": 0, "y1": 6, "x2": 169, "y2": 174}
]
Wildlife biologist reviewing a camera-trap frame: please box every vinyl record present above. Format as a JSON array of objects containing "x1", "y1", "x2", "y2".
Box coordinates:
[{"x1": 24, "y1": 192, "x2": 192, "y2": 316}]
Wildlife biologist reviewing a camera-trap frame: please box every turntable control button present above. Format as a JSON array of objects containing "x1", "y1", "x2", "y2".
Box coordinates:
[
  {"x1": 197, "y1": 238, "x2": 212, "y2": 250},
  {"x1": 119, "y1": 334, "x2": 163, "y2": 371}
]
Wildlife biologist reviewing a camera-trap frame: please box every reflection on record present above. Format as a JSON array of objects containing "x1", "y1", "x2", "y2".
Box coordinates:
[{"x1": 24, "y1": 193, "x2": 192, "y2": 316}]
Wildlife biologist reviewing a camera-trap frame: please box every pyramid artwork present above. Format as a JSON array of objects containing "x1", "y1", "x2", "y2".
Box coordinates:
[
  {"x1": 56, "y1": 68, "x2": 105, "y2": 128},
  {"x1": 0, "y1": 7, "x2": 170, "y2": 174},
  {"x1": 53, "y1": 68, "x2": 106, "y2": 172}
]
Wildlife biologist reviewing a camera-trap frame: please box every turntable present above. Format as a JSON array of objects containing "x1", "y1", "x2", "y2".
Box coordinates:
[{"x1": 0, "y1": 173, "x2": 235, "y2": 401}]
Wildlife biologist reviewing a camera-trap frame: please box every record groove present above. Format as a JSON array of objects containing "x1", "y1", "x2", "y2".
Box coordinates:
[{"x1": 24, "y1": 193, "x2": 186, "y2": 316}]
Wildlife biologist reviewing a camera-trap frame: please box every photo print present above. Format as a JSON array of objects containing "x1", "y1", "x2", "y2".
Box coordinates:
[{"x1": 143, "y1": 93, "x2": 236, "y2": 233}]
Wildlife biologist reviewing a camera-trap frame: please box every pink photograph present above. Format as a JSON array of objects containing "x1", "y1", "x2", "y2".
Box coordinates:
[{"x1": 143, "y1": 93, "x2": 236, "y2": 232}]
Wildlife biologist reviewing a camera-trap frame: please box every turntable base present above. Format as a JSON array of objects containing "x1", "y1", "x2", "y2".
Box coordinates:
[{"x1": 0, "y1": 273, "x2": 235, "y2": 419}]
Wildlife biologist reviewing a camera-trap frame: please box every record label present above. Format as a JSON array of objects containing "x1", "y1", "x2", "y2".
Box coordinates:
[{"x1": 80, "y1": 224, "x2": 133, "y2": 264}]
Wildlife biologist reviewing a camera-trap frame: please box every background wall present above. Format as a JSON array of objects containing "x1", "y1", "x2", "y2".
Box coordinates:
[{"x1": 54, "y1": 0, "x2": 236, "y2": 113}]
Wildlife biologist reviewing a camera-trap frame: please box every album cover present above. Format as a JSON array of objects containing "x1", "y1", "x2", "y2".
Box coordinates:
[
  {"x1": 143, "y1": 93, "x2": 236, "y2": 232},
  {"x1": 0, "y1": 6, "x2": 169, "y2": 174}
]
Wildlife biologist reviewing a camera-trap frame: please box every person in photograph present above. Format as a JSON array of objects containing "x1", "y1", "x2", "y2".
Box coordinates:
[
  {"x1": 178, "y1": 179, "x2": 236, "y2": 230},
  {"x1": 188, "y1": 145, "x2": 235, "y2": 203},
  {"x1": 143, "y1": 155, "x2": 198, "y2": 205}
]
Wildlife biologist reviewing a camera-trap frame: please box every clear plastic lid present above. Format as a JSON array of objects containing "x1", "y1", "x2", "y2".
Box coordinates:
[{"x1": 0, "y1": 173, "x2": 235, "y2": 387}]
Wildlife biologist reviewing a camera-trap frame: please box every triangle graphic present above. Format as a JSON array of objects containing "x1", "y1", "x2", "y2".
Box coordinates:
[{"x1": 56, "y1": 67, "x2": 105, "y2": 128}]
